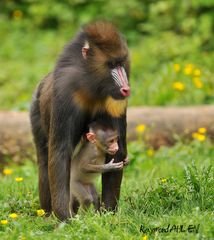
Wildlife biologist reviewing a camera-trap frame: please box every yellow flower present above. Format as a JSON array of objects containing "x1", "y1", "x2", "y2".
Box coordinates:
[
  {"x1": 161, "y1": 178, "x2": 167, "y2": 183},
  {"x1": 3, "y1": 169, "x2": 13, "y2": 175},
  {"x1": 136, "y1": 124, "x2": 146, "y2": 133},
  {"x1": 20, "y1": 237, "x2": 26, "y2": 240},
  {"x1": 192, "y1": 133, "x2": 206, "y2": 142},
  {"x1": 198, "y1": 127, "x2": 207, "y2": 134},
  {"x1": 184, "y1": 64, "x2": 193, "y2": 75},
  {"x1": 173, "y1": 63, "x2": 180, "y2": 72},
  {"x1": 13, "y1": 10, "x2": 23, "y2": 20},
  {"x1": 37, "y1": 209, "x2": 45, "y2": 217},
  {"x1": 9, "y1": 213, "x2": 18, "y2": 219},
  {"x1": 0, "y1": 220, "x2": 8, "y2": 225},
  {"x1": 193, "y1": 77, "x2": 203, "y2": 88},
  {"x1": 196, "y1": 134, "x2": 206, "y2": 142},
  {"x1": 172, "y1": 82, "x2": 185, "y2": 91},
  {"x1": 142, "y1": 235, "x2": 148, "y2": 240},
  {"x1": 193, "y1": 69, "x2": 201, "y2": 77},
  {"x1": 15, "y1": 177, "x2": 23, "y2": 182},
  {"x1": 19, "y1": 237, "x2": 26, "y2": 240},
  {"x1": 147, "y1": 149, "x2": 154, "y2": 157}
]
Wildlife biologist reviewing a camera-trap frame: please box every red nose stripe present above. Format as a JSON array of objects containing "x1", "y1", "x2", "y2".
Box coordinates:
[{"x1": 117, "y1": 67, "x2": 127, "y2": 87}]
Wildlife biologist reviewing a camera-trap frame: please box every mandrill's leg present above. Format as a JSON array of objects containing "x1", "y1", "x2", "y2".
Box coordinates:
[
  {"x1": 101, "y1": 115, "x2": 127, "y2": 211},
  {"x1": 37, "y1": 145, "x2": 52, "y2": 214},
  {"x1": 30, "y1": 99, "x2": 51, "y2": 214},
  {"x1": 102, "y1": 162, "x2": 123, "y2": 211}
]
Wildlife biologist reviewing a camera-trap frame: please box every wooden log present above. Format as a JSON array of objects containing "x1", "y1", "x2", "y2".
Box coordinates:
[
  {"x1": 0, "y1": 105, "x2": 214, "y2": 166},
  {"x1": 127, "y1": 105, "x2": 214, "y2": 148},
  {"x1": 0, "y1": 111, "x2": 34, "y2": 168}
]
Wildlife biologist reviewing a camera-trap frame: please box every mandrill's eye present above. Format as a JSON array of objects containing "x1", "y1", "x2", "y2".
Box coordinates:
[
  {"x1": 108, "y1": 59, "x2": 125, "y2": 69},
  {"x1": 107, "y1": 61, "x2": 115, "y2": 69}
]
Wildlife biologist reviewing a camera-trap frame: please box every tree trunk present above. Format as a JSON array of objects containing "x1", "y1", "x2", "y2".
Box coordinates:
[{"x1": 0, "y1": 105, "x2": 214, "y2": 166}]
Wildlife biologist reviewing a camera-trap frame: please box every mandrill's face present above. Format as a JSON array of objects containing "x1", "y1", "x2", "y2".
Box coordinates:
[
  {"x1": 81, "y1": 21, "x2": 130, "y2": 101},
  {"x1": 83, "y1": 42, "x2": 131, "y2": 101}
]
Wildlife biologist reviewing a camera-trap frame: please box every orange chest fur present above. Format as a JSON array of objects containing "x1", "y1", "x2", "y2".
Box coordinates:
[{"x1": 73, "y1": 91, "x2": 127, "y2": 117}]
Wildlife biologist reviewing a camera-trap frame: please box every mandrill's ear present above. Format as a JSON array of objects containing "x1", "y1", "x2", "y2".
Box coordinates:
[
  {"x1": 86, "y1": 132, "x2": 96, "y2": 144},
  {"x1": 82, "y1": 41, "x2": 90, "y2": 59}
]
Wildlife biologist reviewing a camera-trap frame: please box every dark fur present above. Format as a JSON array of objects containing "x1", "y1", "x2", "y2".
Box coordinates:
[{"x1": 30, "y1": 21, "x2": 130, "y2": 220}]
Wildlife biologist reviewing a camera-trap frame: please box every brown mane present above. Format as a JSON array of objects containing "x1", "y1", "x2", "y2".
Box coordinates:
[{"x1": 83, "y1": 21, "x2": 124, "y2": 52}]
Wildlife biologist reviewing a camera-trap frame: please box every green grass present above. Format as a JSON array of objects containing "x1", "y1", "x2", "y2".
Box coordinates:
[{"x1": 0, "y1": 139, "x2": 213, "y2": 239}]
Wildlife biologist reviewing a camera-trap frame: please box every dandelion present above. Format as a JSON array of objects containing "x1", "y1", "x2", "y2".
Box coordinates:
[
  {"x1": 15, "y1": 177, "x2": 23, "y2": 182},
  {"x1": 13, "y1": 10, "x2": 23, "y2": 20},
  {"x1": 192, "y1": 133, "x2": 206, "y2": 142},
  {"x1": 172, "y1": 82, "x2": 185, "y2": 91},
  {"x1": 173, "y1": 63, "x2": 180, "y2": 72},
  {"x1": 184, "y1": 64, "x2": 193, "y2": 75},
  {"x1": 136, "y1": 124, "x2": 146, "y2": 133},
  {"x1": 147, "y1": 149, "x2": 154, "y2": 157},
  {"x1": 142, "y1": 235, "x2": 148, "y2": 240},
  {"x1": 9, "y1": 213, "x2": 18, "y2": 219},
  {"x1": 198, "y1": 127, "x2": 207, "y2": 134},
  {"x1": 192, "y1": 133, "x2": 198, "y2": 139},
  {"x1": 37, "y1": 209, "x2": 45, "y2": 217},
  {"x1": 3, "y1": 169, "x2": 13, "y2": 175},
  {"x1": 161, "y1": 178, "x2": 167, "y2": 183},
  {"x1": 193, "y1": 69, "x2": 201, "y2": 77},
  {"x1": 196, "y1": 134, "x2": 206, "y2": 142},
  {"x1": 20, "y1": 237, "x2": 26, "y2": 240},
  {"x1": 193, "y1": 77, "x2": 203, "y2": 88},
  {"x1": 0, "y1": 220, "x2": 8, "y2": 225},
  {"x1": 19, "y1": 236, "x2": 26, "y2": 240}
]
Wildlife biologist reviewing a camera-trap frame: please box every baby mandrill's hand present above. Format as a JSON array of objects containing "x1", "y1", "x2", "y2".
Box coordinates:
[{"x1": 104, "y1": 159, "x2": 124, "y2": 172}]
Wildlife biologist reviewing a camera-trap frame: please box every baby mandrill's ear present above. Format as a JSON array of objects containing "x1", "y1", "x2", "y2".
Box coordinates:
[{"x1": 86, "y1": 132, "x2": 96, "y2": 144}]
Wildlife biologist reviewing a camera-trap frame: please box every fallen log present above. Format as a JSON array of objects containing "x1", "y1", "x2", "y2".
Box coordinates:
[
  {"x1": 127, "y1": 106, "x2": 214, "y2": 148},
  {"x1": 0, "y1": 105, "x2": 214, "y2": 166},
  {"x1": 0, "y1": 111, "x2": 34, "y2": 168}
]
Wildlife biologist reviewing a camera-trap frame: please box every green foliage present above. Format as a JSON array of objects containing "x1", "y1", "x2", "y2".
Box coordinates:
[
  {"x1": 184, "y1": 162, "x2": 213, "y2": 210},
  {"x1": 0, "y1": 0, "x2": 213, "y2": 109},
  {"x1": 0, "y1": 140, "x2": 213, "y2": 239},
  {"x1": 124, "y1": 163, "x2": 213, "y2": 216},
  {"x1": 1, "y1": 0, "x2": 214, "y2": 45}
]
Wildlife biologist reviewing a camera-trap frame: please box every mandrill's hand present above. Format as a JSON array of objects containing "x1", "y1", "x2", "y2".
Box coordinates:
[
  {"x1": 104, "y1": 159, "x2": 124, "y2": 172},
  {"x1": 123, "y1": 157, "x2": 130, "y2": 167}
]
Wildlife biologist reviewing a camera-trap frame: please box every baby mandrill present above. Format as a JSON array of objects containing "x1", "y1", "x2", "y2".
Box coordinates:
[{"x1": 69, "y1": 121, "x2": 124, "y2": 215}]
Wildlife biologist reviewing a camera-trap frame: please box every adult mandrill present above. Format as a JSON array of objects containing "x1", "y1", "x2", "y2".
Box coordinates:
[{"x1": 30, "y1": 21, "x2": 130, "y2": 220}]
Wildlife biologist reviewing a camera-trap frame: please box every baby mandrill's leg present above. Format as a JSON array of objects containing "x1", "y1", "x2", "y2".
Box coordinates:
[
  {"x1": 71, "y1": 181, "x2": 93, "y2": 210},
  {"x1": 89, "y1": 184, "x2": 100, "y2": 211}
]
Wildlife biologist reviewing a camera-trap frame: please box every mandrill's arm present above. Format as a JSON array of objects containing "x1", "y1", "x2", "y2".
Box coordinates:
[{"x1": 81, "y1": 158, "x2": 124, "y2": 173}]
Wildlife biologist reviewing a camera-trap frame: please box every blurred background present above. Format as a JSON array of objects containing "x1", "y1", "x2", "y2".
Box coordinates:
[{"x1": 0, "y1": 0, "x2": 213, "y2": 110}]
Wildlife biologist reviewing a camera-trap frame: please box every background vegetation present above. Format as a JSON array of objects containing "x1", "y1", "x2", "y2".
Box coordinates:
[
  {"x1": 0, "y1": 1, "x2": 213, "y2": 239},
  {"x1": 0, "y1": 0, "x2": 213, "y2": 109}
]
